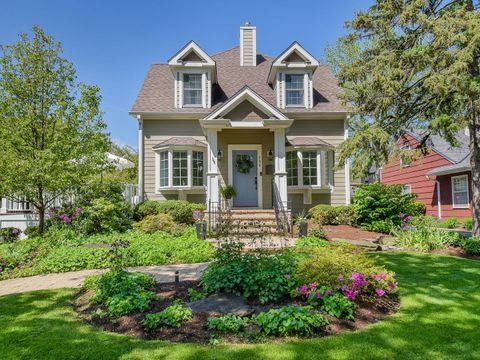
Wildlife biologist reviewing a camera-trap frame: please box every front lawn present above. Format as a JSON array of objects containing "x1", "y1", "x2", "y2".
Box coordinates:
[{"x1": 1, "y1": 252, "x2": 479, "y2": 359}]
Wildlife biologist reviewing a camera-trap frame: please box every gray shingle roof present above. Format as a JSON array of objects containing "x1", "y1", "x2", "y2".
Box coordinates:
[
  {"x1": 409, "y1": 130, "x2": 471, "y2": 164},
  {"x1": 131, "y1": 47, "x2": 347, "y2": 114},
  {"x1": 152, "y1": 137, "x2": 207, "y2": 149}
]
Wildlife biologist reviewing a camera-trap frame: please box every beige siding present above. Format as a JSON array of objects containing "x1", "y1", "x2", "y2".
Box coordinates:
[
  {"x1": 143, "y1": 120, "x2": 205, "y2": 201},
  {"x1": 241, "y1": 28, "x2": 255, "y2": 66},
  {"x1": 223, "y1": 100, "x2": 268, "y2": 120},
  {"x1": 218, "y1": 129, "x2": 274, "y2": 209},
  {"x1": 288, "y1": 119, "x2": 347, "y2": 206}
]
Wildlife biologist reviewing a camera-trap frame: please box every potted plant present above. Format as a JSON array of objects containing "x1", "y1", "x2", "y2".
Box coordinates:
[
  {"x1": 193, "y1": 210, "x2": 206, "y2": 240},
  {"x1": 221, "y1": 185, "x2": 237, "y2": 200},
  {"x1": 294, "y1": 210, "x2": 309, "y2": 237}
]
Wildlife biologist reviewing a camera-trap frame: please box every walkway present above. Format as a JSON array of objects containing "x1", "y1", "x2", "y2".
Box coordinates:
[{"x1": 0, "y1": 263, "x2": 209, "y2": 297}]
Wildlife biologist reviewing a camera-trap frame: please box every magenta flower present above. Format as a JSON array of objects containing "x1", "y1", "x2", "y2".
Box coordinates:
[
  {"x1": 12, "y1": 229, "x2": 19, "y2": 235},
  {"x1": 315, "y1": 292, "x2": 322, "y2": 299},
  {"x1": 344, "y1": 290, "x2": 357, "y2": 300},
  {"x1": 375, "y1": 289, "x2": 386, "y2": 297},
  {"x1": 309, "y1": 283, "x2": 317, "y2": 289},
  {"x1": 388, "y1": 282, "x2": 397, "y2": 290},
  {"x1": 296, "y1": 285, "x2": 309, "y2": 295}
]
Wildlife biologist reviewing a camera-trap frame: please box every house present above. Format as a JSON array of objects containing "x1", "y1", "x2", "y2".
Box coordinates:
[
  {"x1": 130, "y1": 23, "x2": 350, "y2": 214},
  {"x1": 379, "y1": 130, "x2": 472, "y2": 219}
]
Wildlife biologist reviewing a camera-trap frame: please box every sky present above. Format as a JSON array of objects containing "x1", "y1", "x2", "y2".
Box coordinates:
[{"x1": 0, "y1": 0, "x2": 372, "y2": 150}]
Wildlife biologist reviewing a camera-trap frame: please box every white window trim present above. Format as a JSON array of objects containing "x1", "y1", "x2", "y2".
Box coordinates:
[
  {"x1": 400, "y1": 143, "x2": 411, "y2": 169},
  {"x1": 451, "y1": 175, "x2": 470, "y2": 209},
  {"x1": 278, "y1": 70, "x2": 313, "y2": 109},
  {"x1": 286, "y1": 148, "x2": 334, "y2": 189},
  {"x1": 155, "y1": 147, "x2": 206, "y2": 193},
  {"x1": 176, "y1": 69, "x2": 209, "y2": 109},
  {"x1": 402, "y1": 184, "x2": 412, "y2": 194}
]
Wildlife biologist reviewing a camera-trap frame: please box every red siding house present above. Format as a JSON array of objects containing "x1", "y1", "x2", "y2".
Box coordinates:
[{"x1": 380, "y1": 130, "x2": 472, "y2": 220}]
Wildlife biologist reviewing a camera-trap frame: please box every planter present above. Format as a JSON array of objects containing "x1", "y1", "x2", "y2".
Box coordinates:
[
  {"x1": 299, "y1": 223, "x2": 308, "y2": 237},
  {"x1": 195, "y1": 222, "x2": 207, "y2": 240}
]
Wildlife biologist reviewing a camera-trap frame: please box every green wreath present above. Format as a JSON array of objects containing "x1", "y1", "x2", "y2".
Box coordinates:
[{"x1": 236, "y1": 155, "x2": 254, "y2": 174}]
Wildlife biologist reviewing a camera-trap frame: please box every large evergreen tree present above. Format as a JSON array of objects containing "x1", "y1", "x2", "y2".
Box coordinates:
[
  {"x1": 334, "y1": 0, "x2": 480, "y2": 236},
  {"x1": 0, "y1": 26, "x2": 109, "y2": 233}
]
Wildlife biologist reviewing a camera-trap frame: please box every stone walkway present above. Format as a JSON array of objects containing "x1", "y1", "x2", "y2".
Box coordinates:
[{"x1": 0, "y1": 263, "x2": 209, "y2": 297}]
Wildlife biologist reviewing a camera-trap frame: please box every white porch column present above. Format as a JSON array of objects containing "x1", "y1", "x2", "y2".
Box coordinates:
[
  {"x1": 274, "y1": 128, "x2": 288, "y2": 208},
  {"x1": 137, "y1": 115, "x2": 145, "y2": 203},
  {"x1": 0, "y1": 197, "x2": 7, "y2": 214},
  {"x1": 206, "y1": 129, "x2": 220, "y2": 209}
]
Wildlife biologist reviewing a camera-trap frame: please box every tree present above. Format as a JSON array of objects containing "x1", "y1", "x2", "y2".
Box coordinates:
[
  {"x1": 0, "y1": 26, "x2": 110, "y2": 233},
  {"x1": 334, "y1": 0, "x2": 480, "y2": 236}
]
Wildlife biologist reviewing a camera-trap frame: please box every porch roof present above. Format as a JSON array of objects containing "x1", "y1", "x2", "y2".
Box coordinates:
[
  {"x1": 286, "y1": 136, "x2": 334, "y2": 148},
  {"x1": 152, "y1": 137, "x2": 207, "y2": 149}
]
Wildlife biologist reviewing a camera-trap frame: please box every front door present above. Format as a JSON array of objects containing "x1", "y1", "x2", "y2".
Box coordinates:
[{"x1": 232, "y1": 150, "x2": 258, "y2": 207}]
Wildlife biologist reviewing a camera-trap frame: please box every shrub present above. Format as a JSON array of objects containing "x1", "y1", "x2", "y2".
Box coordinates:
[
  {"x1": 77, "y1": 197, "x2": 132, "y2": 234},
  {"x1": 294, "y1": 243, "x2": 396, "y2": 297},
  {"x1": 308, "y1": 205, "x2": 357, "y2": 226},
  {"x1": 296, "y1": 236, "x2": 329, "y2": 248},
  {"x1": 309, "y1": 205, "x2": 338, "y2": 225},
  {"x1": 463, "y1": 218, "x2": 474, "y2": 231},
  {"x1": 0, "y1": 237, "x2": 41, "y2": 274},
  {"x1": 254, "y1": 306, "x2": 328, "y2": 336},
  {"x1": 462, "y1": 237, "x2": 480, "y2": 255},
  {"x1": 142, "y1": 301, "x2": 192, "y2": 329},
  {"x1": 187, "y1": 288, "x2": 205, "y2": 302},
  {"x1": 24, "y1": 226, "x2": 41, "y2": 238},
  {"x1": 0, "y1": 228, "x2": 21, "y2": 243},
  {"x1": 132, "y1": 213, "x2": 184, "y2": 235},
  {"x1": 207, "y1": 314, "x2": 247, "y2": 335},
  {"x1": 200, "y1": 243, "x2": 298, "y2": 304},
  {"x1": 352, "y1": 183, "x2": 425, "y2": 233},
  {"x1": 442, "y1": 217, "x2": 460, "y2": 229},
  {"x1": 134, "y1": 200, "x2": 206, "y2": 224},
  {"x1": 308, "y1": 225, "x2": 328, "y2": 239},
  {"x1": 85, "y1": 270, "x2": 156, "y2": 317},
  {"x1": 320, "y1": 292, "x2": 355, "y2": 320}
]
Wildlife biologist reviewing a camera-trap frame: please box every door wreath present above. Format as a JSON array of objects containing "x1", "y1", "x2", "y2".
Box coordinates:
[{"x1": 236, "y1": 155, "x2": 254, "y2": 174}]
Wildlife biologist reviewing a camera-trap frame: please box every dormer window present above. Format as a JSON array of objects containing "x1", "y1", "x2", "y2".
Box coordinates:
[
  {"x1": 285, "y1": 74, "x2": 304, "y2": 107},
  {"x1": 183, "y1": 73, "x2": 202, "y2": 106}
]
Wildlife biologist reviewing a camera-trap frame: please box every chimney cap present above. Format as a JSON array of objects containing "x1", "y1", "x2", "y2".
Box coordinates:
[{"x1": 244, "y1": 21, "x2": 253, "y2": 26}]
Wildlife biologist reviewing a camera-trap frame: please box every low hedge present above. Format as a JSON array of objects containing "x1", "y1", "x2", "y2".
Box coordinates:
[
  {"x1": 133, "y1": 200, "x2": 206, "y2": 224},
  {"x1": 309, "y1": 205, "x2": 358, "y2": 226}
]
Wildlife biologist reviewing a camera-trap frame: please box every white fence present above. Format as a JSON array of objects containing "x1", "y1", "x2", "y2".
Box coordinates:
[{"x1": 0, "y1": 184, "x2": 140, "y2": 231}]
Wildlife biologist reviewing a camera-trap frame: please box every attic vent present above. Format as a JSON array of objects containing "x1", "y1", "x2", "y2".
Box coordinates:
[{"x1": 240, "y1": 22, "x2": 256, "y2": 67}]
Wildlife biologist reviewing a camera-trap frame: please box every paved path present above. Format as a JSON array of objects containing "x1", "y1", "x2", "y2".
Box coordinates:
[{"x1": 0, "y1": 263, "x2": 209, "y2": 297}]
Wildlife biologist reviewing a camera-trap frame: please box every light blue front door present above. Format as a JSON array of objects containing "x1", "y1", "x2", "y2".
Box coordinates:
[{"x1": 232, "y1": 150, "x2": 258, "y2": 207}]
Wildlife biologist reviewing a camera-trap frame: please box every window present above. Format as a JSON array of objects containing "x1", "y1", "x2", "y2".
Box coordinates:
[
  {"x1": 183, "y1": 73, "x2": 202, "y2": 106},
  {"x1": 452, "y1": 175, "x2": 469, "y2": 208},
  {"x1": 192, "y1": 151, "x2": 204, "y2": 186},
  {"x1": 400, "y1": 143, "x2": 411, "y2": 168},
  {"x1": 172, "y1": 151, "x2": 188, "y2": 186},
  {"x1": 285, "y1": 74, "x2": 304, "y2": 106},
  {"x1": 286, "y1": 151, "x2": 298, "y2": 186},
  {"x1": 402, "y1": 184, "x2": 412, "y2": 194},
  {"x1": 302, "y1": 151, "x2": 317, "y2": 185},
  {"x1": 159, "y1": 151, "x2": 169, "y2": 187}
]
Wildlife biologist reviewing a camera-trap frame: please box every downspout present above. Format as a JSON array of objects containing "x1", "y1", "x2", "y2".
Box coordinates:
[
  {"x1": 137, "y1": 115, "x2": 144, "y2": 203},
  {"x1": 436, "y1": 180, "x2": 442, "y2": 219}
]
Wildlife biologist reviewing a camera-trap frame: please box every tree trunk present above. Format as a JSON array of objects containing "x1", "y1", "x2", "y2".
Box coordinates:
[
  {"x1": 38, "y1": 206, "x2": 46, "y2": 234},
  {"x1": 470, "y1": 115, "x2": 480, "y2": 237}
]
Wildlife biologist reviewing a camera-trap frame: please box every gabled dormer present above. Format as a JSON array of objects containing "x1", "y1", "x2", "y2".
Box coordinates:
[
  {"x1": 268, "y1": 42, "x2": 319, "y2": 110},
  {"x1": 168, "y1": 41, "x2": 216, "y2": 109}
]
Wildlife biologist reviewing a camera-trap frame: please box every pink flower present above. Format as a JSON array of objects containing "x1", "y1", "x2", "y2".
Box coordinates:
[
  {"x1": 315, "y1": 292, "x2": 322, "y2": 299},
  {"x1": 388, "y1": 282, "x2": 397, "y2": 290},
  {"x1": 297, "y1": 285, "x2": 309, "y2": 295},
  {"x1": 325, "y1": 288, "x2": 333, "y2": 296},
  {"x1": 375, "y1": 289, "x2": 386, "y2": 297},
  {"x1": 344, "y1": 290, "x2": 357, "y2": 300},
  {"x1": 309, "y1": 283, "x2": 317, "y2": 289}
]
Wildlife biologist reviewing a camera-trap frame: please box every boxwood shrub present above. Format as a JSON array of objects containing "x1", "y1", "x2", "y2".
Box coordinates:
[
  {"x1": 308, "y1": 205, "x2": 357, "y2": 226},
  {"x1": 133, "y1": 200, "x2": 206, "y2": 224}
]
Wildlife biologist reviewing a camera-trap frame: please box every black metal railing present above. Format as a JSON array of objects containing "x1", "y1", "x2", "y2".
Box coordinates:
[
  {"x1": 207, "y1": 198, "x2": 231, "y2": 235},
  {"x1": 272, "y1": 179, "x2": 292, "y2": 236}
]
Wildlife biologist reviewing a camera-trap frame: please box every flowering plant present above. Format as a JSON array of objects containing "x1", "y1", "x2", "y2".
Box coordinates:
[
  {"x1": 336, "y1": 271, "x2": 397, "y2": 301},
  {"x1": 193, "y1": 210, "x2": 204, "y2": 222},
  {"x1": 399, "y1": 213, "x2": 413, "y2": 229}
]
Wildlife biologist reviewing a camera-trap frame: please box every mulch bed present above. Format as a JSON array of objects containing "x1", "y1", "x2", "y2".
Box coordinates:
[
  {"x1": 322, "y1": 224, "x2": 385, "y2": 242},
  {"x1": 73, "y1": 280, "x2": 400, "y2": 344},
  {"x1": 432, "y1": 246, "x2": 480, "y2": 261}
]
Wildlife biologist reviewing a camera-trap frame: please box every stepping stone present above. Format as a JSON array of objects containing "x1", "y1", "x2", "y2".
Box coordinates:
[{"x1": 187, "y1": 293, "x2": 251, "y2": 316}]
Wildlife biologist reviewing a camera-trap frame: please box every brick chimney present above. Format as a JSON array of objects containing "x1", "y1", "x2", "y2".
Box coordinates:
[{"x1": 240, "y1": 22, "x2": 256, "y2": 66}]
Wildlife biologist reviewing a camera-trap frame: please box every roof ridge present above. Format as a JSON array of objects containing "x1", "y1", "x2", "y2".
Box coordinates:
[{"x1": 211, "y1": 46, "x2": 239, "y2": 57}]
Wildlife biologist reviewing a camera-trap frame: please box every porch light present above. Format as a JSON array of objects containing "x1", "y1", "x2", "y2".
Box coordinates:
[
  {"x1": 217, "y1": 149, "x2": 223, "y2": 160},
  {"x1": 267, "y1": 149, "x2": 274, "y2": 161}
]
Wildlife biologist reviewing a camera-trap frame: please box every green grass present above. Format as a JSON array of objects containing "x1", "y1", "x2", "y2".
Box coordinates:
[{"x1": 1, "y1": 252, "x2": 479, "y2": 359}]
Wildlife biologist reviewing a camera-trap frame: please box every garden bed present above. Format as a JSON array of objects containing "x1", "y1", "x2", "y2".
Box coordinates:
[
  {"x1": 73, "y1": 279, "x2": 400, "y2": 344},
  {"x1": 432, "y1": 246, "x2": 480, "y2": 261}
]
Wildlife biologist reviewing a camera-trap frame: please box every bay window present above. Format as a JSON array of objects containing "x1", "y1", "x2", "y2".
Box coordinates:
[
  {"x1": 286, "y1": 149, "x2": 335, "y2": 188},
  {"x1": 156, "y1": 148, "x2": 205, "y2": 190}
]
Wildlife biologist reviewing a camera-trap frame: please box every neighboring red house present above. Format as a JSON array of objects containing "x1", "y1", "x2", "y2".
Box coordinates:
[{"x1": 379, "y1": 130, "x2": 472, "y2": 220}]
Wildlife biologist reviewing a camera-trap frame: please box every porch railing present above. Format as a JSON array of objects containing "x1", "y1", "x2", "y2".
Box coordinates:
[
  {"x1": 207, "y1": 199, "x2": 231, "y2": 234},
  {"x1": 272, "y1": 179, "x2": 292, "y2": 237}
]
